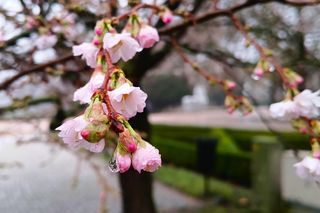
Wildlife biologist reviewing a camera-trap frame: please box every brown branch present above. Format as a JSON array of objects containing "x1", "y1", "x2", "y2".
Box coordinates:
[
  {"x1": 114, "y1": 3, "x2": 160, "y2": 21},
  {"x1": 172, "y1": 38, "x2": 221, "y2": 84},
  {"x1": 158, "y1": 0, "x2": 320, "y2": 35},
  {"x1": 229, "y1": 14, "x2": 291, "y2": 88},
  {"x1": 0, "y1": 53, "x2": 74, "y2": 90}
]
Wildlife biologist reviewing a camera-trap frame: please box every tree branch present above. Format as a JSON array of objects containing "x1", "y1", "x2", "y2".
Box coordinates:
[
  {"x1": 0, "y1": 53, "x2": 74, "y2": 90},
  {"x1": 158, "y1": 0, "x2": 320, "y2": 35}
]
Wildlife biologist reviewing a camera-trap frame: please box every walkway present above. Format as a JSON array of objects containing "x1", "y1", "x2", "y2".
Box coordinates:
[{"x1": 0, "y1": 119, "x2": 202, "y2": 213}]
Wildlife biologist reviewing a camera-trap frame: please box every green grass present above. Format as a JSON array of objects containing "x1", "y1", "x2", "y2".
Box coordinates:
[{"x1": 155, "y1": 165, "x2": 252, "y2": 203}]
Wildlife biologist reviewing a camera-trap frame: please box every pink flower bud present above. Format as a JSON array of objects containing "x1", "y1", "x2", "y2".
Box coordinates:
[
  {"x1": 119, "y1": 129, "x2": 137, "y2": 153},
  {"x1": 295, "y1": 75, "x2": 304, "y2": 85},
  {"x1": 127, "y1": 142, "x2": 137, "y2": 153},
  {"x1": 299, "y1": 127, "x2": 308, "y2": 134},
  {"x1": 95, "y1": 28, "x2": 103, "y2": 36},
  {"x1": 254, "y1": 67, "x2": 264, "y2": 78},
  {"x1": 93, "y1": 39, "x2": 100, "y2": 46},
  {"x1": 116, "y1": 153, "x2": 131, "y2": 173},
  {"x1": 161, "y1": 10, "x2": 173, "y2": 24},
  {"x1": 80, "y1": 130, "x2": 90, "y2": 140},
  {"x1": 313, "y1": 151, "x2": 320, "y2": 160},
  {"x1": 224, "y1": 81, "x2": 236, "y2": 90}
]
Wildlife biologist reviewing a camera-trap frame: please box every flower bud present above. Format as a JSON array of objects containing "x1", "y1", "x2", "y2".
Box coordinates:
[
  {"x1": 80, "y1": 130, "x2": 90, "y2": 140},
  {"x1": 93, "y1": 39, "x2": 100, "y2": 46},
  {"x1": 161, "y1": 10, "x2": 173, "y2": 24},
  {"x1": 283, "y1": 68, "x2": 304, "y2": 88},
  {"x1": 239, "y1": 96, "x2": 253, "y2": 115},
  {"x1": 95, "y1": 28, "x2": 103, "y2": 36},
  {"x1": 224, "y1": 95, "x2": 237, "y2": 114},
  {"x1": 80, "y1": 124, "x2": 107, "y2": 143},
  {"x1": 223, "y1": 80, "x2": 236, "y2": 91},
  {"x1": 116, "y1": 152, "x2": 131, "y2": 173},
  {"x1": 119, "y1": 129, "x2": 137, "y2": 153}
]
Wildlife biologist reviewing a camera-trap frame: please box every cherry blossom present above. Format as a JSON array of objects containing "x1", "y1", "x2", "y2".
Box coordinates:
[
  {"x1": 293, "y1": 89, "x2": 320, "y2": 118},
  {"x1": 73, "y1": 72, "x2": 105, "y2": 104},
  {"x1": 35, "y1": 34, "x2": 58, "y2": 50},
  {"x1": 269, "y1": 100, "x2": 299, "y2": 120},
  {"x1": 103, "y1": 33, "x2": 142, "y2": 63},
  {"x1": 56, "y1": 115, "x2": 105, "y2": 153},
  {"x1": 132, "y1": 142, "x2": 161, "y2": 173},
  {"x1": 137, "y1": 25, "x2": 159, "y2": 48},
  {"x1": 108, "y1": 83, "x2": 147, "y2": 119},
  {"x1": 73, "y1": 42, "x2": 100, "y2": 68},
  {"x1": 294, "y1": 156, "x2": 320, "y2": 182}
]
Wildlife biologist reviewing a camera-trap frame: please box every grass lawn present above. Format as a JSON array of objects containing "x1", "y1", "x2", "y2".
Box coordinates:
[{"x1": 154, "y1": 165, "x2": 252, "y2": 204}]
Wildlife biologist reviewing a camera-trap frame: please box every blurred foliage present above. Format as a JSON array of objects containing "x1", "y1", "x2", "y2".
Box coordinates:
[
  {"x1": 142, "y1": 74, "x2": 192, "y2": 111},
  {"x1": 152, "y1": 124, "x2": 310, "y2": 186}
]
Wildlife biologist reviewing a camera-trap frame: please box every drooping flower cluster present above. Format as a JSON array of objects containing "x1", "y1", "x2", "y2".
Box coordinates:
[
  {"x1": 270, "y1": 89, "x2": 320, "y2": 181},
  {"x1": 56, "y1": 13, "x2": 164, "y2": 174}
]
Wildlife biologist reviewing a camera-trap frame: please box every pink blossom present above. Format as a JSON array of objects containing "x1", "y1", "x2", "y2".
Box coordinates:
[
  {"x1": 116, "y1": 152, "x2": 131, "y2": 173},
  {"x1": 56, "y1": 115, "x2": 105, "y2": 153},
  {"x1": 132, "y1": 142, "x2": 161, "y2": 173},
  {"x1": 103, "y1": 33, "x2": 142, "y2": 63},
  {"x1": 35, "y1": 34, "x2": 58, "y2": 50},
  {"x1": 269, "y1": 100, "x2": 299, "y2": 120},
  {"x1": 137, "y1": 25, "x2": 159, "y2": 48},
  {"x1": 73, "y1": 72, "x2": 105, "y2": 104},
  {"x1": 108, "y1": 83, "x2": 147, "y2": 119},
  {"x1": 161, "y1": 10, "x2": 173, "y2": 24},
  {"x1": 253, "y1": 67, "x2": 264, "y2": 78},
  {"x1": 293, "y1": 89, "x2": 320, "y2": 118},
  {"x1": 73, "y1": 42, "x2": 99, "y2": 68},
  {"x1": 294, "y1": 156, "x2": 320, "y2": 182}
]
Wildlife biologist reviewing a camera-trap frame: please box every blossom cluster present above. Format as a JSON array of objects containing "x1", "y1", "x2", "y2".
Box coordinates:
[
  {"x1": 269, "y1": 89, "x2": 320, "y2": 181},
  {"x1": 55, "y1": 12, "x2": 172, "y2": 173},
  {"x1": 270, "y1": 89, "x2": 320, "y2": 120}
]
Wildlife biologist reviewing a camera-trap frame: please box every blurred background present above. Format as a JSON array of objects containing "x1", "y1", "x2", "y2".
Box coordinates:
[{"x1": 0, "y1": 0, "x2": 320, "y2": 212}]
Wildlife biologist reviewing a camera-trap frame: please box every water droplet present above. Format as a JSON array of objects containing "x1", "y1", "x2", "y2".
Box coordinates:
[
  {"x1": 108, "y1": 158, "x2": 119, "y2": 173},
  {"x1": 251, "y1": 74, "x2": 260, "y2": 81},
  {"x1": 269, "y1": 65, "x2": 275, "y2": 72}
]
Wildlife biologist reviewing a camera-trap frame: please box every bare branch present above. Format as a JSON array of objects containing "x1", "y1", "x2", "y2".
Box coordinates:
[
  {"x1": 0, "y1": 53, "x2": 74, "y2": 90},
  {"x1": 159, "y1": 0, "x2": 320, "y2": 35}
]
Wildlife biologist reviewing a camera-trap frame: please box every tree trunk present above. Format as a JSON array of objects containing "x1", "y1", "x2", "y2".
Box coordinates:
[{"x1": 119, "y1": 110, "x2": 156, "y2": 213}]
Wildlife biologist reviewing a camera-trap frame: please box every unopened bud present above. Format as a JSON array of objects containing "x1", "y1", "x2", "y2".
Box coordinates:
[
  {"x1": 81, "y1": 130, "x2": 90, "y2": 140},
  {"x1": 161, "y1": 10, "x2": 173, "y2": 24},
  {"x1": 127, "y1": 142, "x2": 137, "y2": 153},
  {"x1": 95, "y1": 28, "x2": 103, "y2": 36},
  {"x1": 93, "y1": 39, "x2": 100, "y2": 46},
  {"x1": 223, "y1": 80, "x2": 236, "y2": 91}
]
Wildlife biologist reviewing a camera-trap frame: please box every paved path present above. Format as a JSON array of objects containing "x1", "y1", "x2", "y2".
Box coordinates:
[{"x1": 0, "y1": 120, "x2": 202, "y2": 213}]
